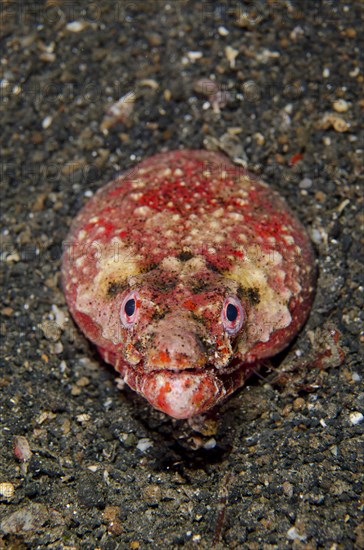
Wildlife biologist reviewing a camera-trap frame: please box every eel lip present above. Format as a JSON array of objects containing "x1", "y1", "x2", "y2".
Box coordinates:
[{"x1": 125, "y1": 369, "x2": 225, "y2": 419}]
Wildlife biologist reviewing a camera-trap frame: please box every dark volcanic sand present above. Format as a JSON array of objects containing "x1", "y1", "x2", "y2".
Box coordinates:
[{"x1": 1, "y1": 2, "x2": 363, "y2": 548}]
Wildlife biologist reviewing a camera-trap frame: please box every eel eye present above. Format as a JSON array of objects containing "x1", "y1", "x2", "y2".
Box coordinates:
[
  {"x1": 120, "y1": 291, "x2": 139, "y2": 328},
  {"x1": 222, "y1": 296, "x2": 244, "y2": 335},
  {"x1": 125, "y1": 299, "x2": 135, "y2": 316}
]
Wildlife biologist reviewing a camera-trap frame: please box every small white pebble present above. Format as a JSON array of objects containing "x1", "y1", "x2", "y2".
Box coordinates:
[
  {"x1": 187, "y1": 51, "x2": 203, "y2": 61},
  {"x1": 53, "y1": 342, "x2": 63, "y2": 354},
  {"x1": 287, "y1": 526, "x2": 307, "y2": 542},
  {"x1": 218, "y1": 26, "x2": 229, "y2": 36},
  {"x1": 225, "y1": 45, "x2": 239, "y2": 68},
  {"x1": 0, "y1": 79, "x2": 9, "y2": 90},
  {"x1": 137, "y1": 438, "x2": 153, "y2": 452},
  {"x1": 290, "y1": 26, "x2": 304, "y2": 40},
  {"x1": 320, "y1": 419, "x2": 327, "y2": 427},
  {"x1": 0, "y1": 482, "x2": 15, "y2": 498},
  {"x1": 349, "y1": 67, "x2": 360, "y2": 77},
  {"x1": 66, "y1": 21, "x2": 87, "y2": 32},
  {"x1": 330, "y1": 445, "x2": 338, "y2": 456},
  {"x1": 322, "y1": 67, "x2": 330, "y2": 77},
  {"x1": 59, "y1": 360, "x2": 67, "y2": 373},
  {"x1": 349, "y1": 412, "x2": 363, "y2": 425},
  {"x1": 52, "y1": 304, "x2": 66, "y2": 329},
  {"x1": 76, "y1": 413, "x2": 91, "y2": 424},
  {"x1": 351, "y1": 372, "x2": 361, "y2": 382},
  {"x1": 115, "y1": 377, "x2": 126, "y2": 390},
  {"x1": 333, "y1": 99, "x2": 350, "y2": 113},
  {"x1": 299, "y1": 178, "x2": 313, "y2": 189},
  {"x1": 203, "y1": 438, "x2": 216, "y2": 450},
  {"x1": 37, "y1": 411, "x2": 49, "y2": 425},
  {"x1": 311, "y1": 228, "x2": 322, "y2": 245},
  {"x1": 42, "y1": 115, "x2": 53, "y2": 129},
  {"x1": 254, "y1": 132, "x2": 265, "y2": 145}
]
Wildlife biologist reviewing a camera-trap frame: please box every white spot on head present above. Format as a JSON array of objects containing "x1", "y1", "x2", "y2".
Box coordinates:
[
  {"x1": 268, "y1": 250, "x2": 283, "y2": 265},
  {"x1": 130, "y1": 192, "x2": 143, "y2": 200},
  {"x1": 134, "y1": 206, "x2": 153, "y2": 217},
  {"x1": 213, "y1": 234, "x2": 225, "y2": 243},
  {"x1": 228, "y1": 212, "x2": 244, "y2": 221},
  {"x1": 213, "y1": 208, "x2": 224, "y2": 218},
  {"x1": 208, "y1": 220, "x2": 221, "y2": 230},
  {"x1": 111, "y1": 237, "x2": 122, "y2": 245},
  {"x1": 283, "y1": 235, "x2": 295, "y2": 245},
  {"x1": 132, "y1": 179, "x2": 146, "y2": 188}
]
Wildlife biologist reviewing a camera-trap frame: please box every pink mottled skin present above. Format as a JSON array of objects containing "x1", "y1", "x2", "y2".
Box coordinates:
[{"x1": 62, "y1": 150, "x2": 316, "y2": 419}]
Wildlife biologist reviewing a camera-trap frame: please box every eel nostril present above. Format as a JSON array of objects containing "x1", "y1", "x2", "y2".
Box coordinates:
[{"x1": 194, "y1": 334, "x2": 207, "y2": 354}]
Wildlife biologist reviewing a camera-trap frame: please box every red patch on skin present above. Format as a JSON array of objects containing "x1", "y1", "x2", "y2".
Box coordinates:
[
  {"x1": 158, "y1": 350, "x2": 170, "y2": 364},
  {"x1": 154, "y1": 382, "x2": 173, "y2": 413},
  {"x1": 74, "y1": 311, "x2": 100, "y2": 342},
  {"x1": 183, "y1": 299, "x2": 197, "y2": 311},
  {"x1": 101, "y1": 220, "x2": 116, "y2": 236},
  {"x1": 83, "y1": 220, "x2": 98, "y2": 232}
]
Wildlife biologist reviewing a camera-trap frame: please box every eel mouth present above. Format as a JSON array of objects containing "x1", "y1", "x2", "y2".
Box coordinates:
[
  {"x1": 125, "y1": 368, "x2": 224, "y2": 419},
  {"x1": 123, "y1": 358, "x2": 248, "y2": 419}
]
